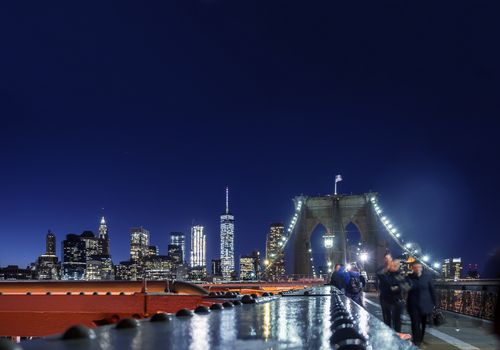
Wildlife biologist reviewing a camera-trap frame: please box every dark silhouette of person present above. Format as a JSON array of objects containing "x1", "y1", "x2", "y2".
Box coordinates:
[
  {"x1": 377, "y1": 257, "x2": 410, "y2": 332},
  {"x1": 330, "y1": 264, "x2": 347, "y2": 291},
  {"x1": 406, "y1": 262, "x2": 436, "y2": 346}
]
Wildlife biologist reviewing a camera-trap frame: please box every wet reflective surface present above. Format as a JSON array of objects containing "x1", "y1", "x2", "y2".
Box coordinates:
[{"x1": 23, "y1": 287, "x2": 416, "y2": 349}]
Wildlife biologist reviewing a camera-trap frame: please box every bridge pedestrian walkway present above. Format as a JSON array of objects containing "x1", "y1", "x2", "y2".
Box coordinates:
[{"x1": 364, "y1": 292, "x2": 498, "y2": 350}]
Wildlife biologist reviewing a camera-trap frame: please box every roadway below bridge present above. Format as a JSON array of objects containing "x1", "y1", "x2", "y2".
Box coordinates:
[{"x1": 363, "y1": 292, "x2": 498, "y2": 350}]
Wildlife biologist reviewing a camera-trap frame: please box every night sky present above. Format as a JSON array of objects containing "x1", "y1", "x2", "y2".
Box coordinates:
[{"x1": 1, "y1": 2, "x2": 499, "y2": 275}]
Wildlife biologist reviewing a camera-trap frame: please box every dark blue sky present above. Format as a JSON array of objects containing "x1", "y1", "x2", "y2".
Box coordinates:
[{"x1": 0, "y1": 1, "x2": 498, "y2": 274}]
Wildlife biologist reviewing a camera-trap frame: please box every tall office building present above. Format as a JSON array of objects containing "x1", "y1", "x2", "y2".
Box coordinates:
[
  {"x1": 62, "y1": 233, "x2": 87, "y2": 280},
  {"x1": 239, "y1": 251, "x2": 261, "y2": 280},
  {"x1": 220, "y1": 187, "x2": 235, "y2": 280},
  {"x1": 98, "y1": 216, "x2": 110, "y2": 255},
  {"x1": 265, "y1": 223, "x2": 286, "y2": 280},
  {"x1": 170, "y1": 232, "x2": 186, "y2": 263},
  {"x1": 35, "y1": 230, "x2": 60, "y2": 280},
  {"x1": 130, "y1": 227, "x2": 150, "y2": 262},
  {"x1": 46, "y1": 230, "x2": 56, "y2": 256},
  {"x1": 168, "y1": 244, "x2": 183, "y2": 266},
  {"x1": 442, "y1": 257, "x2": 462, "y2": 280},
  {"x1": 190, "y1": 225, "x2": 206, "y2": 268},
  {"x1": 211, "y1": 259, "x2": 222, "y2": 277}
]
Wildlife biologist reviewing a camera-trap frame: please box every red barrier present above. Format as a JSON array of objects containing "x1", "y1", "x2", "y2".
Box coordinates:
[{"x1": 0, "y1": 294, "x2": 204, "y2": 337}]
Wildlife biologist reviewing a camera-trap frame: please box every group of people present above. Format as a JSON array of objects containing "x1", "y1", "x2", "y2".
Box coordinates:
[
  {"x1": 330, "y1": 263, "x2": 366, "y2": 306},
  {"x1": 377, "y1": 253, "x2": 437, "y2": 347},
  {"x1": 329, "y1": 253, "x2": 437, "y2": 347}
]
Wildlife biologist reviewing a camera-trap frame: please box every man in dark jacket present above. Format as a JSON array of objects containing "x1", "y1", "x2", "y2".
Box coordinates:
[
  {"x1": 377, "y1": 257, "x2": 410, "y2": 332},
  {"x1": 377, "y1": 253, "x2": 393, "y2": 326},
  {"x1": 407, "y1": 262, "x2": 437, "y2": 346},
  {"x1": 330, "y1": 264, "x2": 347, "y2": 291}
]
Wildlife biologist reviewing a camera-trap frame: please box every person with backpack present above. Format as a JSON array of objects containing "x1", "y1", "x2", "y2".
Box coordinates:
[{"x1": 345, "y1": 265, "x2": 366, "y2": 306}]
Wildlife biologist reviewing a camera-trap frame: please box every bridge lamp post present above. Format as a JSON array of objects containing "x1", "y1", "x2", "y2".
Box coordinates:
[{"x1": 359, "y1": 251, "x2": 368, "y2": 271}]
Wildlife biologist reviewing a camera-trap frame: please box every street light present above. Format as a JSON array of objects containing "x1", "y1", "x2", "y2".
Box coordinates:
[
  {"x1": 433, "y1": 262, "x2": 441, "y2": 269},
  {"x1": 323, "y1": 235, "x2": 334, "y2": 249},
  {"x1": 360, "y1": 252, "x2": 368, "y2": 262}
]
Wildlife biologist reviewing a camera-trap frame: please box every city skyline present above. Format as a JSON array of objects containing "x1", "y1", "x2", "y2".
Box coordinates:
[{"x1": 0, "y1": 186, "x2": 490, "y2": 276}]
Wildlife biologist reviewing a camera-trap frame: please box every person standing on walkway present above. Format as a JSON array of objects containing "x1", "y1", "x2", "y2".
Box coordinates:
[
  {"x1": 345, "y1": 265, "x2": 366, "y2": 307},
  {"x1": 330, "y1": 264, "x2": 347, "y2": 292},
  {"x1": 377, "y1": 252, "x2": 393, "y2": 325},
  {"x1": 377, "y1": 257, "x2": 410, "y2": 332},
  {"x1": 407, "y1": 262, "x2": 436, "y2": 347}
]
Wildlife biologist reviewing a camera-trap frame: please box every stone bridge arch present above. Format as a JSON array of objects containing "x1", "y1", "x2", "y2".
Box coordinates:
[{"x1": 292, "y1": 193, "x2": 387, "y2": 275}]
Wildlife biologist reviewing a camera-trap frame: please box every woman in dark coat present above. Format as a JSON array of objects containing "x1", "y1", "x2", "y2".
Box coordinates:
[{"x1": 407, "y1": 262, "x2": 437, "y2": 346}]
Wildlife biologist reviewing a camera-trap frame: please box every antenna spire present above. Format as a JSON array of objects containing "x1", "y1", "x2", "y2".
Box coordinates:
[{"x1": 226, "y1": 186, "x2": 229, "y2": 214}]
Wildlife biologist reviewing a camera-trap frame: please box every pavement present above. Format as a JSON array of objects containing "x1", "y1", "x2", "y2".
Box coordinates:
[{"x1": 363, "y1": 292, "x2": 499, "y2": 350}]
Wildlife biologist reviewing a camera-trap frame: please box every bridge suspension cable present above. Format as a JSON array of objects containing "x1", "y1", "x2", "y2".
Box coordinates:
[
  {"x1": 264, "y1": 198, "x2": 305, "y2": 274},
  {"x1": 370, "y1": 196, "x2": 441, "y2": 274}
]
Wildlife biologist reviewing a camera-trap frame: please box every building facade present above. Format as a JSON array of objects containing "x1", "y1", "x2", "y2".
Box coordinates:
[
  {"x1": 62, "y1": 233, "x2": 87, "y2": 280},
  {"x1": 130, "y1": 227, "x2": 150, "y2": 263},
  {"x1": 34, "y1": 230, "x2": 60, "y2": 280},
  {"x1": 170, "y1": 232, "x2": 186, "y2": 263},
  {"x1": 211, "y1": 259, "x2": 222, "y2": 277},
  {"x1": 98, "y1": 216, "x2": 110, "y2": 255},
  {"x1": 115, "y1": 261, "x2": 140, "y2": 281},
  {"x1": 190, "y1": 225, "x2": 206, "y2": 269},
  {"x1": 143, "y1": 255, "x2": 173, "y2": 280},
  {"x1": 265, "y1": 223, "x2": 286, "y2": 280},
  {"x1": 442, "y1": 257, "x2": 463, "y2": 280},
  {"x1": 220, "y1": 187, "x2": 235, "y2": 280},
  {"x1": 239, "y1": 256, "x2": 255, "y2": 280},
  {"x1": 239, "y1": 251, "x2": 260, "y2": 280},
  {"x1": 0, "y1": 265, "x2": 32, "y2": 280},
  {"x1": 46, "y1": 230, "x2": 56, "y2": 256},
  {"x1": 168, "y1": 244, "x2": 183, "y2": 266}
]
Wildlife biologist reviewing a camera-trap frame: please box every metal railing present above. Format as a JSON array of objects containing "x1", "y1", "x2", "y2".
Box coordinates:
[{"x1": 434, "y1": 279, "x2": 499, "y2": 320}]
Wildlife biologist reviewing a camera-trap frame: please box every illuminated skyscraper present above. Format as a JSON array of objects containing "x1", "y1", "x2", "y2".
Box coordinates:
[
  {"x1": 220, "y1": 187, "x2": 235, "y2": 280},
  {"x1": 190, "y1": 225, "x2": 206, "y2": 268},
  {"x1": 265, "y1": 223, "x2": 286, "y2": 280},
  {"x1": 46, "y1": 230, "x2": 56, "y2": 256},
  {"x1": 98, "y1": 216, "x2": 110, "y2": 255},
  {"x1": 170, "y1": 232, "x2": 186, "y2": 263},
  {"x1": 239, "y1": 251, "x2": 261, "y2": 280},
  {"x1": 130, "y1": 227, "x2": 150, "y2": 262},
  {"x1": 35, "y1": 230, "x2": 60, "y2": 280},
  {"x1": 168, "y1": 244, "x2": 183, "y2": 266},
  {"x1": 442, "y1": 257, "x2": 462, "y2": 280}
]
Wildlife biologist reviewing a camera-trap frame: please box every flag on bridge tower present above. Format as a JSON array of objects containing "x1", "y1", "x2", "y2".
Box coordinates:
[{"x1": 334, "y1": 174, "x2": 342, "y2": 195}]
